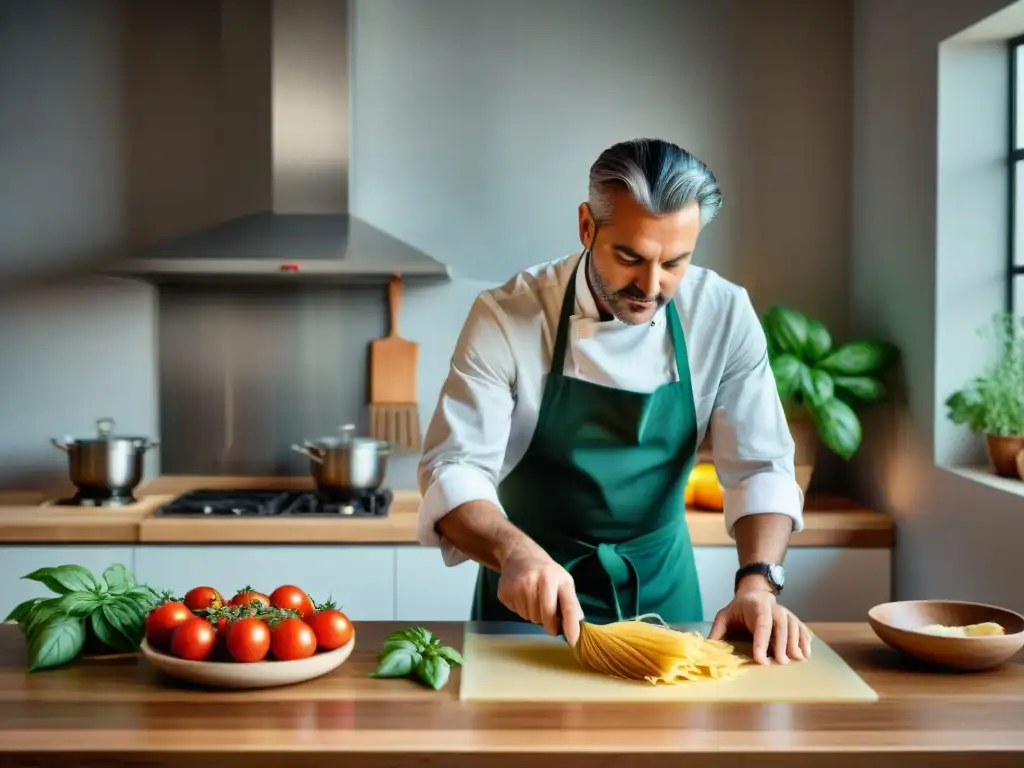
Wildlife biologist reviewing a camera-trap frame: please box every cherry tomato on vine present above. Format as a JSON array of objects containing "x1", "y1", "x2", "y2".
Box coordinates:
[
  {"x1": 270, "y1": 617, "x2": 318, "y2": 661},
  {"x1": 228, "y1": 586, "x2": 270, "y2": 609},
  {"x1": 145, "y1": 601, "x2": 193, "y2": 651},
  {"x1": 183, "y1": 586, "x2": 222, "y2": 612},
  {"x1": 226, "y1": 617, "x2": 271, "y2": 662},
  {"x1": 308, "y1": 608, "x2": 353, "y2": 650},
  {"x1": 170, "y1": 616, "x2": 218, "y2": 661},
  {"x1": 270, "y1": 585, "x2": 315, "y2": 620}
]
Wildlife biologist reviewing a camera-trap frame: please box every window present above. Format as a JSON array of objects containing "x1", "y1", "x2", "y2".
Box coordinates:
[{"x1": 1008, "y1": 36, "x2": 1024, "y2": 317}]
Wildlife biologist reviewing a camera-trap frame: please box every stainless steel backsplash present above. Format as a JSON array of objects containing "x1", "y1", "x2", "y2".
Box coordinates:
[{"x1": 157, "y1": 284, "x2": 390, "y2": 477}]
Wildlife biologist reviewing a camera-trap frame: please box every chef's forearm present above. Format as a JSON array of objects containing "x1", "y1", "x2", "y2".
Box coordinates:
[
  {"x1": 435, "y1": 500, "x2": 540, "y2": 573},
  {"x1": 732, "y1": 512, "x2": 793, "y2": 590}
]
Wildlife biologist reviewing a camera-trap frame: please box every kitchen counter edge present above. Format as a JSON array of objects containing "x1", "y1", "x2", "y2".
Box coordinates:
[
  {"x1": 0, "y1": 475, "x2": 893, "y2": 548},
  {"x1": 0, "y1": 621, "x2": 1022, "y2": 768}
]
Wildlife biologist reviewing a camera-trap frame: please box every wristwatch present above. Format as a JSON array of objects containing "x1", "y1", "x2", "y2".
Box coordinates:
[{"x1": 734, "y1": 562, "x2": 785, "y2": 596}]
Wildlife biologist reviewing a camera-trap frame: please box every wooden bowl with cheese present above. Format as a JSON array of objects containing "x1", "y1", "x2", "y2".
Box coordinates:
[{"x1": 868, "y1": 599, "x2": 1024, "y2": 671}]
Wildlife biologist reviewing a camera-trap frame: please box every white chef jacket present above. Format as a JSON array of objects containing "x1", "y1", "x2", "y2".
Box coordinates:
[{"x1": 417, "y1": 251, "x2": 804, "y2": 567}]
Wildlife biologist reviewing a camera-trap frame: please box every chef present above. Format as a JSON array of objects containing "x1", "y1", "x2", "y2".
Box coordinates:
[{"x1": 416, "y1": 138, "x2": 812, "y2": 666}]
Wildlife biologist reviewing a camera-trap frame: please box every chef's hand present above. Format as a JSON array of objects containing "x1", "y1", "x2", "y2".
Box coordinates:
[
  {"x1": 707, "y1": 584, "x2": 812, "y2": 665},
  {"x1": 498, "y1": 548, "x2": 584, "y2": 646}
]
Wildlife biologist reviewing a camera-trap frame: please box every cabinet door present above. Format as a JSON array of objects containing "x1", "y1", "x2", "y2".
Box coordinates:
[
  {"x1": 0, "y1": 545, "x2": 136, "y2": 620},
  {"x1": 395, "y1": 546, "x2": 479, "y2": 621},
  {"x1": 694, "y1": 547, "x2": 892, "y2": 622},
  {"x1": 392, "y1": 545, "x2": 892, "y2": 624},
  {"x1": 133, "y1": 545, "x2": 397, "y2": 621}
]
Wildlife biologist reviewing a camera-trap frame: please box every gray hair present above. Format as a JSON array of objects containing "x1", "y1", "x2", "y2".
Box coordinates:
[{"x1": 587, "y1": 138, "x2": 723, "y2": 228}]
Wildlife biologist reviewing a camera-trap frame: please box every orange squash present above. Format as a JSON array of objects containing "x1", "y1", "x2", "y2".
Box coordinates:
[{"x1": 687, "y1": 462, "x2": 724, "y2": 511}]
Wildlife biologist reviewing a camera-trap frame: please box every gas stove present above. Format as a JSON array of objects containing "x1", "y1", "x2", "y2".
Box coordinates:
[{"x1": 152, "y1": 488, "x2": 393, "y2": 518}]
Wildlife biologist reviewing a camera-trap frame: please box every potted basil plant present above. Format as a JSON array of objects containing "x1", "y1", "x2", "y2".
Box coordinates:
[
  {"x1": 945, "y1": 312, "x2": 1024, "y2": 479},
  {"x1": 761, "y1": 305, "x2": 900, "y2": 492}
]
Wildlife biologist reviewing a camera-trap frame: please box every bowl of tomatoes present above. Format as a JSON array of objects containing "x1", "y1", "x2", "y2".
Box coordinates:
[{"x1": 139, "y1": 583, "x2": 356, "y2": 689}]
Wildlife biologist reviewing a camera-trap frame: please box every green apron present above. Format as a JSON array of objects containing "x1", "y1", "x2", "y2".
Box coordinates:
[{"x1": 471, "y1": 255, "x2": 703, "y2": 626}]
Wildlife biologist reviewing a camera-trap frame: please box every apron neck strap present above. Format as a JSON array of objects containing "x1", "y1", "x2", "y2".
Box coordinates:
[{"x1": 551, "y1": 255, "x2": 688, "y2": 374}]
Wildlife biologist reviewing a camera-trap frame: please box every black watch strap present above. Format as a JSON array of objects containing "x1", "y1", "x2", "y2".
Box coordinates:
[{"x1": 735, "y1": 562, "x2": 784, "y2": 595}]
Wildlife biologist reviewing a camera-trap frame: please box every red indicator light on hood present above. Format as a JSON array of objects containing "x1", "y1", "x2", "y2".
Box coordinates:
[{"x1": 279, "y1": 264, "x2": 300, "y2": 272}]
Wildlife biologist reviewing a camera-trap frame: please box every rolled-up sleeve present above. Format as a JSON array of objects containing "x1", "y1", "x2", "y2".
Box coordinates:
[
  {"x1": 416, "y1": 293, "x2": 517, "y2": 566},
  {"x1": 709, "y1": 290, "x2": 804, "y2": 538}
]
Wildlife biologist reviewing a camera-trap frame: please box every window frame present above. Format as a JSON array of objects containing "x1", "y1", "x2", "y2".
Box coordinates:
[{"x1": 1008, "y1": 35, "x2": 1024, "y2": 315}]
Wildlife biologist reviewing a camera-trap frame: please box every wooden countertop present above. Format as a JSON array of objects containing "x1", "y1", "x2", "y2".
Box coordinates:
[
  {"x1": 0, "y1": 475, "x2": 893, "y2": 548},
  {"x1": 1, "y1": 621, "x2": 1022, "y2": 767}
]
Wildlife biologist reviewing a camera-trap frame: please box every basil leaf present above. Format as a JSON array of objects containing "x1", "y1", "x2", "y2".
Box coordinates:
[
  {"x1": 125, "y1": 585, "x2": 161, "y2": 611},
  {"x1": 433, "y1": 645, "x2": 464, "y2": 666},
  {"x1": 103, "y1": 598, "x2": 146, "y2": 647},
  {"x1": 3, "y1": 597, "x2": 44, "y2": 624},
  {"x1": 416, "y1": 654, "x2": 450, "y2": 690},
  {"x1": 102, "y1": 564, "x2": 135, "y2": 592},
  {"x1": 385, "y1": 626, "x2": 434, "y2": 648},
  {"x1": 378, "y1": 638, "x2": 419, "y2": 659},
  {"x1": 20, "y1": 598, "x2": 64, "y2": 639},
  {"x1": 27, "y1": 615, "x2": 86, "y2": 671},
  {"x1": 89, "y1": 607, "x2": 136, "y2": 652},
  {"x1": 409, "y1": 627, "x2": 434, "y2": 646},
  {"x1": 369, "y1": 649, "x2": 419, "y2": 678},
  {"x1": 23, "y1": 565, "x2": 98, "y2": 595},
  {"x1": 55, "y1": 591, "x2": 105, "y2": 618}
]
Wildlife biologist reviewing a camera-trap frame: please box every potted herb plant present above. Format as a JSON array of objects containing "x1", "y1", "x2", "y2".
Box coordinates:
[
  {"x1": 945, "y1": 312, "x2": 1024, "y2": 479},
  {"x1": 761, "y1": 305, "x2": 900, "y2": 492}
]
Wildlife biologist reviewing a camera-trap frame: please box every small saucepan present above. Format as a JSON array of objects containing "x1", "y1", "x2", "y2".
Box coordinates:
[
  {"x1": 291, "y1": 424, "x2": 391, "y2": 496},
  {"x1": 51, "y1": 417, "x2": 159, "y2": 496}
]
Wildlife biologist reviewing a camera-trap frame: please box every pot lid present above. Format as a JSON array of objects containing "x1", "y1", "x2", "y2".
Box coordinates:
[
  {"x1": 309, "y1": 424, "x2": 385, "y2": 448},
  {"x1": 58, "y1": 417, "x2": 150, "y2": 444}
]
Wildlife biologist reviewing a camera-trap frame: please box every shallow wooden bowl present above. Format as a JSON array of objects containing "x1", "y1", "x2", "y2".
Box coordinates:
[
  {"x1": 868, "y1": 600, "x2": 1024, "y2": 671},
  {"x1": 140, "y1": 635, "x2": 355, "y2": 689}
]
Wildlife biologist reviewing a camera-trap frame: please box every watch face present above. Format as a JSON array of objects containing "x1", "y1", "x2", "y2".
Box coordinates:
[{"x1": 769, "y1": 564, "x2": 785, "y2": 586}]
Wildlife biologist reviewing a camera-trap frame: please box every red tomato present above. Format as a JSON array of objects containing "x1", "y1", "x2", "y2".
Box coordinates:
[
  {"x1": 183, "y1": 586, "x2": 222, "y2": 612},
  {"x1": 269, "y1": 585, "x2": 315, "y2": 620},
  {"x1": 308, "y1": 608, "x2": 353, "y2": 650},
  {"x1": 228, "y1": 587, "x2": 270, "y2": 609},
  {"x1": 270, "y1": 617, "x2": 318, "y2": 661},
  {"x1": 226, "y1": 617, "x2": 271, "y2": 663},
  {"x1": 170, "y1": 616, "x2": 218, "y2": 661},
  {"x1": 145, "y1": 601, "x2": 193, "y2": 651}
]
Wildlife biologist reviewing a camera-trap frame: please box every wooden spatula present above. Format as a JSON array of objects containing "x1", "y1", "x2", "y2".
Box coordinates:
[{"x1": 368, "y1": 275, "x2": 422, "y2": 452}]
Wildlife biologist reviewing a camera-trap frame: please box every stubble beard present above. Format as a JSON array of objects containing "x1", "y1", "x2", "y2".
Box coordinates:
[{"x1": 586, "y1": 252, "x2": 664, "y2": 326}]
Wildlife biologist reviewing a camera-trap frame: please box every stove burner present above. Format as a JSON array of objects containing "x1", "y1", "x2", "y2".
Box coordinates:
[
  {"x1": 55, "y1": 488, "x2": 136, "y2": 507},
  {"x1": 154, "y1": 488, "x2": 393, "y2": 518},
  {"x1": 284, "y1": 488, "x2": 393, "y2": 518}
]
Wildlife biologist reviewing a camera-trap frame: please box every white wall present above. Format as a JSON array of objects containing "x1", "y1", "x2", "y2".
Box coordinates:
[
  {"x1": 851, "y1": 0, "x2": 1024, "y2": 609},
  {"x1": 0, "y1": 0, "x2": 159, "y2": 489}
]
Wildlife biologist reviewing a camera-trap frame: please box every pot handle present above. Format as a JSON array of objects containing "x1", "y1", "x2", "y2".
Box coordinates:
[
  {"x1": 291, "y1": 443, "x2": 324, "y2": 464},
  {"x1": 51, "y1": 437, "x2": 75, "y2": 452}
]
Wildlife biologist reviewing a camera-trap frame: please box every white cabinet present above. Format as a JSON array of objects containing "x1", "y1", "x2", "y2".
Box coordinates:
[
  {"x1": 132, "y1": 545, "x2": 397, "y2": 621},
  {"x1": 395, "y1": 545, "x2": 480, "y2": 621},
  {"x1": 1, "y1": 544, "x2": 891, "y2": 626},
  {"x1": 396, "y1": 545, "x2": 892, "y2": 623},
  {"x1": 0, "y1": 545, "x2": 136, "y2": 620},
  {"x1": 694, "y1": 547, "x2": 892, "y2": 622}
]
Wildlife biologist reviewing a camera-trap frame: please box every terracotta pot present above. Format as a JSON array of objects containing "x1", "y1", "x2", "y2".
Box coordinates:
[
  {"x1": 787, "y1": 415, "x2": 818, "y2": 495},
  {"x1": 985, "y1": 434, "x2": 1024, "y2": 478},
  {"x1": 1016, "y1": 447, "x2": 1024, "y2": 481}
]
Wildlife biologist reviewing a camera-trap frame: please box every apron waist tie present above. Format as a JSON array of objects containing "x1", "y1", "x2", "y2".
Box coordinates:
[{"x1": 562, "y1": 518, "x2": 681, "y2": 622}]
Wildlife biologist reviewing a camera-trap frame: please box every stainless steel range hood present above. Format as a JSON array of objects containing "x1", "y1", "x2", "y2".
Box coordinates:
[{"x1": 101, "y1": 0, "x2": 450, "y2": 285}]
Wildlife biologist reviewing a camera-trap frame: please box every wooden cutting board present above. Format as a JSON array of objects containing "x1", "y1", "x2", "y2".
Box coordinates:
[{"x1": 458, "y1": 622, "x2": 878, "y2": 703}]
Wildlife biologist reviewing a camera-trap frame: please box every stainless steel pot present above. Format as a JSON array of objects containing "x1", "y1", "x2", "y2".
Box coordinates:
[
  {"x1": 291, "y1": 424, "x2": 391, "y2": 495},
  {"x1": 51, "y1": 417, "x2": 159, "y2": 495}
]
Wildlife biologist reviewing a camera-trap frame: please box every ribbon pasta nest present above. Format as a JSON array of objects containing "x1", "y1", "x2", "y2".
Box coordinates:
[{"x1": 573, "y1": 614, "x2": 749, "y2": 685}]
